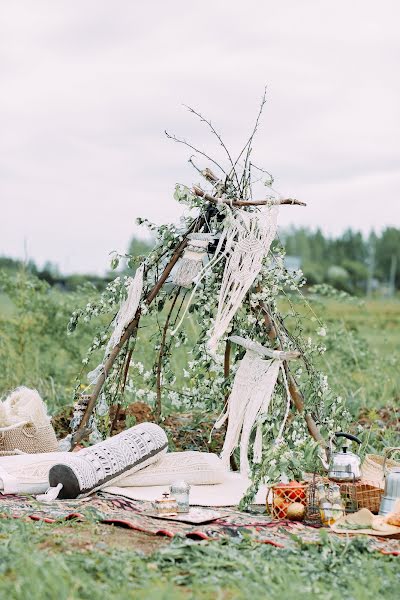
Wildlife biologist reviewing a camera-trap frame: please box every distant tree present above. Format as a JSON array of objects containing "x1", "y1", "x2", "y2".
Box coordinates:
[
  {"x1": 375, "y1": 227, "x2": 400, "y2": 288},
  {"x1": 128, "y1": 236, "x2": 154, "y2": 258}
]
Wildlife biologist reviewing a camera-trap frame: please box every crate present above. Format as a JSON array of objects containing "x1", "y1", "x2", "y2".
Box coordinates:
[{"x1": 267, "y1": 482, "x2": 308, "y2": 519}]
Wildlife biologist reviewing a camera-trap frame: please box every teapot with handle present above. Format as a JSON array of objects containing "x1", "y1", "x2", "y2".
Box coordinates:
[{"x1": 327, "y1": 432, "x2": 362, "y2": 482}]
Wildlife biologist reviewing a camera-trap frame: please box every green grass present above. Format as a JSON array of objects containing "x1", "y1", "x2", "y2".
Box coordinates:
[
  {"x1": 0, "y1": 282, "x2": 399, "y2": 597},
  {"x1": 0, "y1": 518, "x2": 399, "y2": 600}
]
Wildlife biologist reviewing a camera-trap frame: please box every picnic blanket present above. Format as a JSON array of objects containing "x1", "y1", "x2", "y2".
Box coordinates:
[{"x1": 0, "y1": 492, "x2": 399, "y2": 555}]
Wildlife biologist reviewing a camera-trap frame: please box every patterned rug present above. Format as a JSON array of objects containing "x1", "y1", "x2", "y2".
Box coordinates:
[{"x1": 0, "y1": 492, "x2": 399, "y2": 556}]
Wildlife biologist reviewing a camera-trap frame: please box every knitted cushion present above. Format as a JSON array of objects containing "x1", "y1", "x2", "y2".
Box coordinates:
[
  {"x1": 47, "y1": 423, "x2": 168, "y2": 499},
  {"x1": 112, "y1": 451, "x2": 227, "y2": 487}
]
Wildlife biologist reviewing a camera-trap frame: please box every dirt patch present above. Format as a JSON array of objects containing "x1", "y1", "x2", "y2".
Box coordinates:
[
  {"x1": 38, "y1": 521, "x2": 170, "y2": 554},
  {"x1": 358, "y1": 405, "x2": 400, "y2": 432},
  {"x1": 53, "y1": 402, "x2": 225, "y2": 454}
]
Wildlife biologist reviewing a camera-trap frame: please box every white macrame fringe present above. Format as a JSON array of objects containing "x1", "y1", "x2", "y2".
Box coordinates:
[
  {"x1": 214, "y1": 349, "x2": 291, "y2": 477},
  {"x1": 106, "y1": 263, "x2": 144, "y2": 355},
  {"x1": 207, "y1": 205, "x2": 278, "y2": 355},
  {"x1": 88, "y1": 263, "x2": 144, "y2": 385}
]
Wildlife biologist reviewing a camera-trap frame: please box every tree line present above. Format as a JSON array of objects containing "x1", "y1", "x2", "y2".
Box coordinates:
[
  {"x1": 280, "y1": 226, "x2": 400, "y2": 294},
  {"x1": 1, "y1": 227, "x2": 399, "y2": 295}
]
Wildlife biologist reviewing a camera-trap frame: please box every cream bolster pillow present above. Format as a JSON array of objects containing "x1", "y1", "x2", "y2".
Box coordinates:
[
  {"x1": 112, "y1": 450, "x2": 227, "y2": 487},
  {"x1": 48, "y1": 423, "x2": 168, "y2": 499}
]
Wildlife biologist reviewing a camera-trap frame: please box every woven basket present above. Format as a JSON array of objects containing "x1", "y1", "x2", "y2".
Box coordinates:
[
  {"x1": 361, "y1": 453, "x2": 400, "y2": 489},
  {"x1": 267, "y1": 482, "x2": 308, "y2": 519},
  {"x1": 339, "y1": 480, "x2": 383, "y2": 514},
  {"x1": 0, "y1": 421, "x2": 58, "y2": 454}
]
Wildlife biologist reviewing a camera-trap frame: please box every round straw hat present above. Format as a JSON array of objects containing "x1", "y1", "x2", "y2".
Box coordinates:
[{"x1": 361, "y1": 453, "x2": 400, "y2": 489}]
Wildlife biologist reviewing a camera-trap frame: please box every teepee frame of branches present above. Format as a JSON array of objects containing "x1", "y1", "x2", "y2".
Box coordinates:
[{"x1": 69, "y1": 92, "x2": 328, "y2": 467}]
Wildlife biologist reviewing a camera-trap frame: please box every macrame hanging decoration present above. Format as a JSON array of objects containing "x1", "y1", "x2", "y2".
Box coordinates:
[
  {"x1": 214, "y1": 337, "x2": 299, "y2": 477},
  {"x1": 207, "y1": 205, "x2": 278, "y2": 355},
  {"x1": 105, "y1": 262, "x2": 145, "y2": 356},
  {"x1": 87, "y1": 262, "x2": 145, "y2": 386},
  {"x1": 172, "y1": 233, "x2": 214, "y2": 288}
]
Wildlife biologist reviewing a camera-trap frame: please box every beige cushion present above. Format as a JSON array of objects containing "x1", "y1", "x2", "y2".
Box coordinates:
[{"x1": 113, "y1": 451, "x2": 227, "y2": 487}]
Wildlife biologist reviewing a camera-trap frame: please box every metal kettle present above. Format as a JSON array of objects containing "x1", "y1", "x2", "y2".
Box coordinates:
[
  {"x1": 379, "y1": 447, "x2": 400, "y2": 516},
  {"x1": 328, "y1": 432, "x2": 362, "y2": 482}
]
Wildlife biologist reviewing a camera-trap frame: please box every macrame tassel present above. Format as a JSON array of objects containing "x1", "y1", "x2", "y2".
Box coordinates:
[
  {"x1": 36, "y1": 483, "x2": 63, "y2": 503},
  {"x1": 172, "y1": 233, "x2": 213, "y2": 288},
  {"x1": 215, "y1": 350, "x2": 281, "y2": 477},
  {"x1": 86, "y1": 263, "x2": 145, "y2": 387},
  {"x1": 106, "y1": 262, "x2": 144, "y2": 355},
  {"x1": 87, "y1": 364, "x2": 104, "y2": 385}
]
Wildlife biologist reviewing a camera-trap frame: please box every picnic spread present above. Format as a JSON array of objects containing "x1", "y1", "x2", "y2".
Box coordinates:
[
  {"x1": 0, "y1": 388, "x2": 399, "y2": 557},
  {"x1": 1, "y1": 161, "x2": 399, "y2": 559}
]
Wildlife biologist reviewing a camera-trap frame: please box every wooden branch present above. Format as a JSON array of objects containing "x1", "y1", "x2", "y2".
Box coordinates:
[
  {"x1": 71, "y1": 216, "x2": 206, "y2": 448},
  {"x1": 224, "y1": 339, "x2": 231, "y2": 381},
  {"x1": 192, "y1": 186, "x2": 306, "y2": 207},
  {"x1": 257, "y1": 300, "x2": 327, "y2": 449},
  {"x1": 71, "y1": 312, "x2": 141, "y2": 447},
  {"x1": 223, "y1": 339, "x2": 238, "y2": 471},
  {"x1": 155, "y1": 290, "x2": 181, "y2": 421},
  {"x1": 110, "y1": 346, "x2": 134, "y2": 434}
]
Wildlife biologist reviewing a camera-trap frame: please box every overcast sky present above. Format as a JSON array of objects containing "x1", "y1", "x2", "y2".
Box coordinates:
[{"x1": 1, "y1": 1, "x2": 399, "y2": 274}]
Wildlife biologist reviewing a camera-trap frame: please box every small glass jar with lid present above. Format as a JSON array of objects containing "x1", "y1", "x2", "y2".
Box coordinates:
[{"x1": 154, "y1": 493, "x2": 178, "y2": 515}]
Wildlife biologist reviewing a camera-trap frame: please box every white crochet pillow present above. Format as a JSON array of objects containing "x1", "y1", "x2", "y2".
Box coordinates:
[{"x1": 112, "y1": 451, "x2": 226, "y2": 487}]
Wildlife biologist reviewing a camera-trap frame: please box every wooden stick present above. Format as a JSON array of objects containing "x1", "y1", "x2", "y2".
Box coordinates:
[
  {"x1": 192, "y1": 185, "x2": 306, "y2": 207},
  {"x1": 110, "y1": 347, "x2": 134, "y2": 434},
  {"x1": 155, "y1": 290, "x2": 181, "y2": 421},
  {"x1": 257, "y1": 301, "x2": 327, "y2": 448},
  {"x1": 71, "y1": 217, "x2": 206, "y2": 447},
  {"x1": 223, "y1": 339, "x2": 238, "y2": 472}
]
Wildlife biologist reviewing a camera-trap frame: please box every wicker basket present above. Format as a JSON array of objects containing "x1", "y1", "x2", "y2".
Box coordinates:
[
  {"x1": 0, "y1": 421, "x2": 58, "y2": 454},
  {"x1": 339, "y1": 480, "x2": 383, "y2": 514},
  {"x1": 361, "y1": 453, "x2": 400, "y2": 489},
  {"x1": 267, "y1": 482, "x2": 308, "y2": 519}
]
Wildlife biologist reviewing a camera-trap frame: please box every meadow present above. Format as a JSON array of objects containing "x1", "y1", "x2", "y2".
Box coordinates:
[{"x1": 0, "y1": 271, "x2": 399, "y2": 599}]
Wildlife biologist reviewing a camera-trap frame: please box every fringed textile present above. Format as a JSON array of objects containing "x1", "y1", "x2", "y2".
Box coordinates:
[{"x1": 207, "y1": 205, "x2": 278, "y2": 355}]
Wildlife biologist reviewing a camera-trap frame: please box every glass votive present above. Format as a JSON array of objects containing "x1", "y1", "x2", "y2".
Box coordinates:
[{"x1": 170, "y1": 480, "x2": 191, "y2": 513}]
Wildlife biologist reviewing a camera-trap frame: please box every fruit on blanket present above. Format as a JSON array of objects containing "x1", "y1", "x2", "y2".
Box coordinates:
[
  {"x1": 286, "y1": 502, "x2": 305, "y2": 521},
  {"x1": 272, "y1": 496, "x2": 290, "y2": 518},
  {"x1": 274, "y1": 481, "x2": 306, "y2": 502}
]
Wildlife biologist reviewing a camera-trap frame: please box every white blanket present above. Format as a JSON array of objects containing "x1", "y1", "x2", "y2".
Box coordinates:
[
  {"x1": 105, "y1": 471, "x2": 268, "y2": 506},
  {"x1": 0, "y1": 452, "x2": 67, "y2": 495}
]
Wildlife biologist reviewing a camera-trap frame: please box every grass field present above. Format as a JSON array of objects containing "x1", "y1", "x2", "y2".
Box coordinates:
[{"x1": 0, "y1": 283, "x2": 399, "y2": 598}]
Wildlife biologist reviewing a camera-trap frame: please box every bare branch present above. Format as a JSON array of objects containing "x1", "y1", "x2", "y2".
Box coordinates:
[
  {"x1": 232, "y1": 86, "x2": 268, "y2": 178},
  {"x1": 192, "y1": 185, "x2": 306, "y2": 207},
  {"x1": 165, "y1": 130, "x2": 226, "y2": 175},
  {"x1": 184, "y1": 105, "x2": 241, "y2": 190}
]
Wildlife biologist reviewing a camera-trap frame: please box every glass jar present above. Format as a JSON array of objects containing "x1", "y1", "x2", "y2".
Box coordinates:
[
  {"x1": 154, "y1": 493, "x2": 178, "y2": 515},
  {"x1": 170, "y1": 480, "x2": 191, "y2": 513}
]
